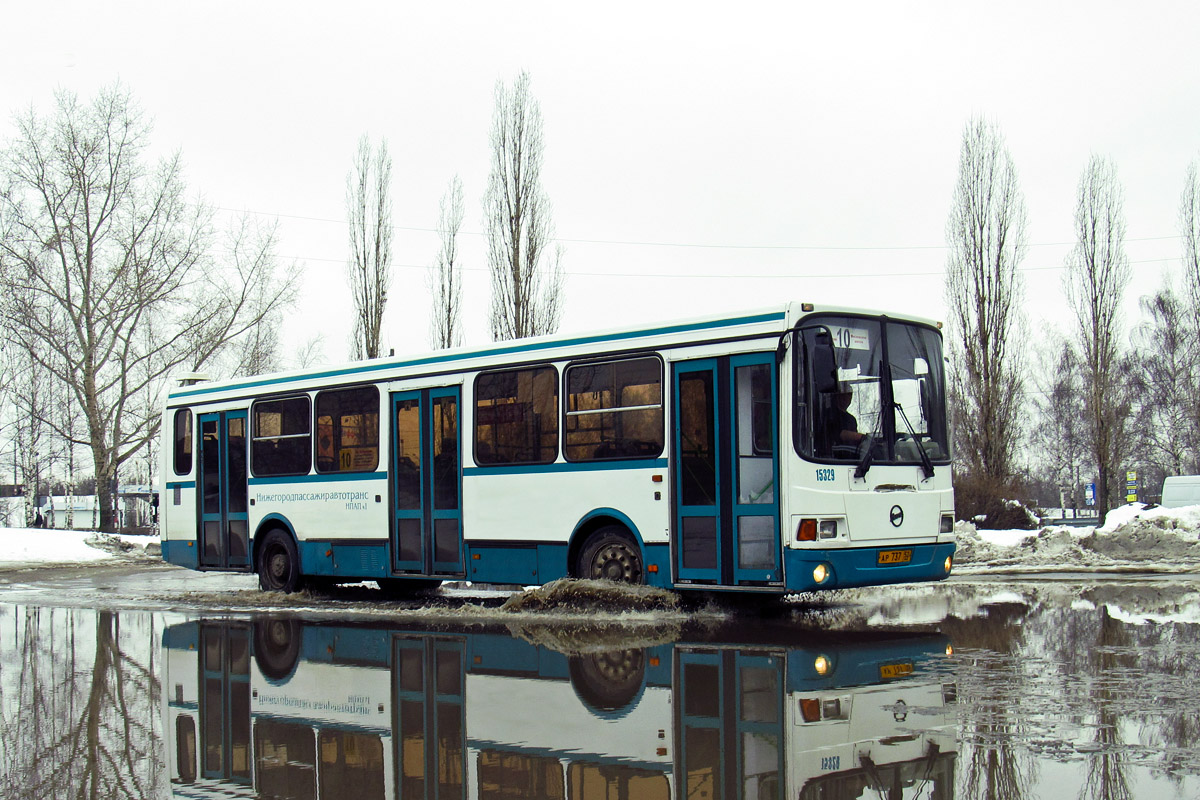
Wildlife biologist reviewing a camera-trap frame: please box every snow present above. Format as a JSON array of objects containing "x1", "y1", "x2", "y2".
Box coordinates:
[
  {"x1": 0, "y1": 526, "x2": 159, "y2": 568},
  {"x1": 955, "y1": 502, "x2": 1200, "y2": 573}
]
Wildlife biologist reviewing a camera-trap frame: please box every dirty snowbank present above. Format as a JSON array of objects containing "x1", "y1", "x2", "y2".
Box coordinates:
[
  {"x1": 0, "y1": 526, "x2": 160, "y2": 568},
  {"x1": 955, "y1": 503, "x2": 1200, "y2": 573}
]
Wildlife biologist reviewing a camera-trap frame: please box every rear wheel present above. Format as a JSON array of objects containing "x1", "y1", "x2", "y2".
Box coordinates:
[
  {"x1": 254, "y1": 617, "x2": 301, "y2": 680},
  {"x1": 569, "y1": 648, "x2": 646, "y2": 712},
  {"x1": 578, "y1": 526, "x2": 644, "y2": 584},
  {"x1": 258, "y1": 529, "x2": 303, "y2": 593}
]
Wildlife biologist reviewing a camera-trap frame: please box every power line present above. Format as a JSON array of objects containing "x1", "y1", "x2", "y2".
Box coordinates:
[
  {"x1": 219, "y1": 205, "x2": 1184, "y2": 254},
  {"x1": 282, "y1": 254, "x2": 1180, "y2": 279}
]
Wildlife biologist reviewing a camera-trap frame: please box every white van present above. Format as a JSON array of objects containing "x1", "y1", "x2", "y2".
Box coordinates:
[{"x1": 1161, "y1": 475, "x2": 1200, "y2": 508}]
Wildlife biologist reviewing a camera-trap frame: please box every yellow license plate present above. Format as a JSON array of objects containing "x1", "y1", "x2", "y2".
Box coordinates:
[
  {"x1": 877, "y1": 549, "x2": 913, "y2": 565},
  {"x1": 880, "y1": 662, "x2": 914, "y2": 680}
]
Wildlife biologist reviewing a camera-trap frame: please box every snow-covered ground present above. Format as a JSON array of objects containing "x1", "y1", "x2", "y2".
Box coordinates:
[
  {"x1": 1, "y1": 502, "x2": 1198, "y2": 573},
  {"x1": 0, "y1": 527, "x2": 159, "y2": 568}
]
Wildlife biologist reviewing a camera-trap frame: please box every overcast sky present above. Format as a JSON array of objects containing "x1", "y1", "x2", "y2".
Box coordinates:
[{"x1": 3, "y1": 1, "x2": 1198, "y2": 368}]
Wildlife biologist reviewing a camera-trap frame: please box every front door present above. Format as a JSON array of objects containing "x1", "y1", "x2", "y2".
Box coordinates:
[
  {"x1": 672, "y1": 355, "x2": 780, "y2": 585},
  {"x1": 393, "y1": 637, "x2": 466, "y2": 799},
  {"x1": 198, "y1": 410, "x2": 250, "y2": 569},
  {"x1": 391, "y1": 388, "x2": 463, "y2": 576},
  {"x1": 676, "y1": 648, "x2": 784, "y2": 799}
]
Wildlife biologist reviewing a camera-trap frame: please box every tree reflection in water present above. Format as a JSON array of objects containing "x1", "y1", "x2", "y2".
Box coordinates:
[
  {"x1": 942, "y1": 601, "x2": 1038, "y2": 800},
  {"x1": 1080, "y1": 606, "x2": 1132, "y2": 800},
  {"x1": 0, "y1": 607, "x2": 162, "y2": 799}
]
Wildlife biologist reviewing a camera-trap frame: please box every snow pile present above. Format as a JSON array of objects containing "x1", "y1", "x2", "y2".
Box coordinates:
[
  {"x1": 956, "y1": 503, "x2": 1200, "y2": 572},
  {"x1": 0, "y1": 526, "x2": 159, "y2": 568}
]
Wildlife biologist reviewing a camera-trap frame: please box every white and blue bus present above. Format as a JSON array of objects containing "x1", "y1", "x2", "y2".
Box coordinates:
[{"x1": 160, "y1": 302, "x2": 955, "y2": 595}]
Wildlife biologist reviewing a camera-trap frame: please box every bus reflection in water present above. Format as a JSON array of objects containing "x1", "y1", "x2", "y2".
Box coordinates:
[{"x1": 163, "y1": 620, "x2": 958, "y2": 799}]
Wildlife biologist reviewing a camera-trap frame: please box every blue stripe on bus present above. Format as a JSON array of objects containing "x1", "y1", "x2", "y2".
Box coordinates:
[
  {"x1": 248, "y1": 471, "x2": 388, "y2": 486},
  {"x1": 168, "y1": 311, "x2": 787, "y2": 399},
  {"x1": 463, "y1": 458, "x2": 668, "y2": 477},
  {"x1": 165, "y1": 481, "x2": 195, "y2": 490}
]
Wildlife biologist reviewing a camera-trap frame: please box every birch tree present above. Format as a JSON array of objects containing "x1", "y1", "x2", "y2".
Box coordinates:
[
  {"x1": 429, "y1": 175, "x2": 464, "y2": 349},
  {"x1": 0, "y1": 85, "x2": 294, "y2": 532},
  {"x1": 484, "y1": 71, "x2": 564, "y2": 341},
  {"x1": 346, "y1": 134, "x2": 393, "y2": 360},
  {"x1": 1065, "y1": 156, "x2": 1132, "y2": 516}
]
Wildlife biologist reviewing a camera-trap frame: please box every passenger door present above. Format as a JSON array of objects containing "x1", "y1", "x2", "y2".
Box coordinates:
[
  {"x1": 672, "y1": 355, "x2": 781, "y2": 586},
  {"x1": 197, "y1": 410, "x2": 250, "y2": 569},
  {"x1": 391, "y1": 388, "x2": 463, "y2": 576}
]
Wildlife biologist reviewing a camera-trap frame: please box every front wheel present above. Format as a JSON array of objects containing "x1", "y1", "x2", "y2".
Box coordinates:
[
  {"x1": 578, "y1": 527, "x2": 644, "y2": 584},
  {"x1": 258, "y1": 529, "x2": 304, "y2": 593}
]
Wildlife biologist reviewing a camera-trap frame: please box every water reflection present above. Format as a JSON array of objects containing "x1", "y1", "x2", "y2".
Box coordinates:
[
  {"x1": 4, "y1": 580, "x2": 1200, "y2": 798},
  {"x1": 162, "y1": 620, "x2": 957, "y2": 799},
  {"x1": 0, "y1": 607, "x2": 163, "y2": 799}
]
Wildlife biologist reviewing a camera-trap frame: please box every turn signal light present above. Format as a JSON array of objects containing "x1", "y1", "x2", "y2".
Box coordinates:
[
  {"x1": 800, "y1": 698, "x2": 821, "y2": 722},
  {"x1": 798, "y1": 519, "x2": 817, "y2": 541}
]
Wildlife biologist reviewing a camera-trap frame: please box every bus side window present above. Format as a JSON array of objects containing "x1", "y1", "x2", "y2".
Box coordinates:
[
  {"x1": 315, "y1": 386, "x2": 380, "y2": 473},
  {"x1": 173, "y1": 409, "x2": 193, "y2": 475},
  {"x1": 252, "y1": 397, "x2": 313, "y2": 477},
  {"x1": 176, "y1": 715, "x2": 197, "y2": 783},
  {"x1": 564, "y1": 356, "x2": 663, "y2": 461},
  {"x1": 475, "y1": 366, "x2": 559, "y2": 465}
]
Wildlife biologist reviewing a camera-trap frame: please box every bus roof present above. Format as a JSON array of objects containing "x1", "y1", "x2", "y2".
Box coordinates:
[{"x1": 168, "y1": 301, "x2": 941, "y2": 404}]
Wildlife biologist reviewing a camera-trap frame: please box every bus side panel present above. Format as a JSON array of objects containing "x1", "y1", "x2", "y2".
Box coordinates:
[
  {"x1": 248, "y1": 474, "x2": 391, "y2": 577},
  {"x1": 161, "y1": 483, "x2": 199, "y2": 568},
  {"x1": 462, "y1": 465, "x2": 669, "y2": 584}
]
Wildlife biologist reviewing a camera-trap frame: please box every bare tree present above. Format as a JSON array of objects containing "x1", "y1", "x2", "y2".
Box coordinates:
[
  {"x1": 429, "y1": 175, "x2": 465, "y2": 349},
  {"x1": 944, "y1": 117, "x2": 1028, "y2": 515},
  {"x1": 0, "y1": 85, "x2": 294, "y2": 531},
  {"x1": 6, "y1": 343, "x2": 48, "y2": 526},
  {"x1": 484, "y1": 71, "x2": 565, "y2": 341},
  {"x1": 1129, "y1": 288, "x2": 1198, "y2": 480},
  {"x1": 346, "y1": 134, "x2": 393, "y2": 360},
  {"x1": 1182, "y1": 160, "x2": 1200, "y2": 316},
  {"x1": 1032, "y1": 339, "x2": 1089, "y2": 516},
  {"x1": 1178, "y1": 160, "x2": 1200, "y2": 451},
  {"x1": 1065, "y1": 155, "x2": 1133, "y2": 516}
]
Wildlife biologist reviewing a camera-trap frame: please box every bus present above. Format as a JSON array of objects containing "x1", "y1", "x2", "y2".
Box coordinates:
[
  {"x1": 160, "y1": 302, "x2": 955, "y2": 595},
  {"x1": 162, "y1": 618, "x2": 958, "y2": 799}
]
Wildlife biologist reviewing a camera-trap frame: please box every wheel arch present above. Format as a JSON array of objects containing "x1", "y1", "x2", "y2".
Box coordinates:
[
  {"x1": 568, "y1": 508, "x2": 645, "y2": 578},
  {"x1": 253, "y1": 513, "x2": 299, "y2": 571}
]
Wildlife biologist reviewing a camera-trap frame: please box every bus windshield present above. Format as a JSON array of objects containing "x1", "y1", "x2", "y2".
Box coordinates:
[{"x1": 794, "y1": 316, "x2": 949, "y2": 466}]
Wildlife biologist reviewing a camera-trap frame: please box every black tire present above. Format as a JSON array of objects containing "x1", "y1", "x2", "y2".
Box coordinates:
[
  {"x1": 258, "y1": 529, "x2": 304, "y2": 593},
  {"x1": 254, "y1": 617, "x2": 301, "y2": 681},
  {"x1": 578, "y1": 526, "x2": 644, "y2": 584},
  {"x1": 569, "y1": 648, "x2": 646, "y2": 712}
]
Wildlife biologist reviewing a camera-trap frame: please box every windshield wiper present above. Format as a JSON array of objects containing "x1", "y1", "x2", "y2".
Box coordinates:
[
  {"x1": 894, "y1": 402, "x2": 935, "y2": 480},
  {"x1": 854, "y1": 435, "x2": 874, "y2": 480}
]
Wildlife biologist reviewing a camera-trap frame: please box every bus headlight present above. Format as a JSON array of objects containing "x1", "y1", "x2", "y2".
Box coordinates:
[
  {"x1": 940, "y1": 514, "x2": 954, "y2": 534},
  {"x1": 944, "y1": 556, "x2": 953, "y2": 573},
  {"x1": 814, "y1": 655, "x2": 831, "y2": 676},
  {"x1": 813, "y1": 563, "x2": 830, "y2": 584},
  {"x1": 818, "y1": 520, "x2": 838, "y2": 539}
]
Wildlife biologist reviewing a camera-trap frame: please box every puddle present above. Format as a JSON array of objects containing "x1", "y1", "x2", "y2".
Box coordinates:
[{"x1": 2, "y1": 577, "x2": 1199, "y2": 797}]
